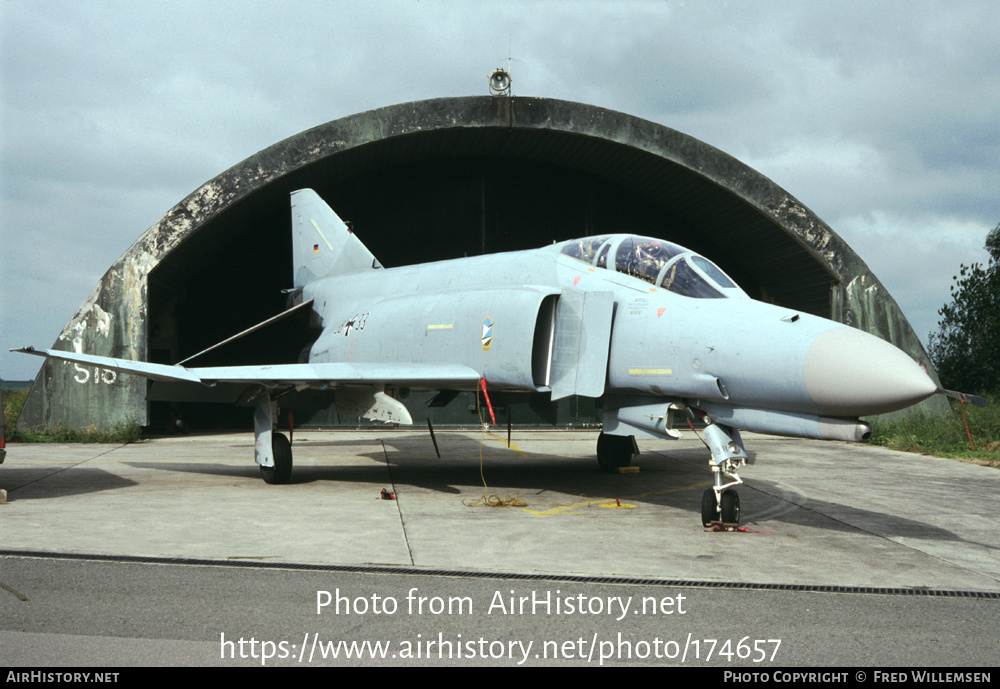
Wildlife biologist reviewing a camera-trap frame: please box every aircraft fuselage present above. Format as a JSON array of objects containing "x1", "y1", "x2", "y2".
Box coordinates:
[{"x1": 304, "y1": 236, "x2": 936, "y2": 443}]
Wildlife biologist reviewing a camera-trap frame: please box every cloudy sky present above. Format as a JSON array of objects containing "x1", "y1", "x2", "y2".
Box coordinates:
[{"x1": 1, "y1": 0, "x2": 997, "y2": 381}]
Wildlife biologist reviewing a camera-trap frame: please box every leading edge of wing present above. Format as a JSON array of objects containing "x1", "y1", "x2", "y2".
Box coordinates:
[
  {"x1": 15, "y1": 347, "x2": 203, "y2": 383},
  {"x1": 13, "y1": 347, "x2": 482, "y2": 389}
]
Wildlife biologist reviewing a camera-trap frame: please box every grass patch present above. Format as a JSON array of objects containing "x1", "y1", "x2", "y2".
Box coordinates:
[
  {"x1": 13, "y1": 420, "x2": 144, "y2": 444},
  {"x1": 868, "y1": 395, "x2": 1000, "y2": 467},
  {"x1": 3, "y1": 387, "x2": 143, "y2": 444}
]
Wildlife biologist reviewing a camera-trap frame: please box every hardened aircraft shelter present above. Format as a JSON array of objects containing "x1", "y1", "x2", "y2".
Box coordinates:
[{"x1": 17, "y1": 96, "x2": 942, "y2": 431}]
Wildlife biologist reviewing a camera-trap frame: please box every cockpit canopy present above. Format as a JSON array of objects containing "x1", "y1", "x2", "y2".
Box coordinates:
[{"x1": 559, "y1": 235, "x2": 746, "y2": 299}]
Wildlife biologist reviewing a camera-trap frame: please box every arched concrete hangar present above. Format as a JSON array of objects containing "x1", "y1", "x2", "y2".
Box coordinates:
[{"x1": 18, "y1": 95, "x2": 945, "y2": 431}]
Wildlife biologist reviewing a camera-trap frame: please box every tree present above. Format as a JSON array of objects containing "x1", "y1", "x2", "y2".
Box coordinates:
[{"x1": 927, "y1": 222, "x2": 1000, "y2": 393}]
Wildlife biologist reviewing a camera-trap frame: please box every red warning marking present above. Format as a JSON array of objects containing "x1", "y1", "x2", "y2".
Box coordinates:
[
  {"x1": 706, "y1": 523, "x2": 773, "y2": 533},
  {"x1": 480, "y1": 378, "x2": 496, "y2": 425}
]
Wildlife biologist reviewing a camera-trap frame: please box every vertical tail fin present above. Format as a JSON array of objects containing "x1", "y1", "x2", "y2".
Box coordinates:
[{"x1": 291, "y1": 189, "x2": 381, "y2": 288}]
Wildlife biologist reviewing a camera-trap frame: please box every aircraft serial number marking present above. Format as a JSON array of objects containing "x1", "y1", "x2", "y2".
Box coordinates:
[{"x1": 339, "y1": 312, "x2": 369, "y2": 335}]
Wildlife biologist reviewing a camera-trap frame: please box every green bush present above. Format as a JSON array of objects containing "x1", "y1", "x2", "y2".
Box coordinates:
[
  {"x1": 868, "y1": 394, "x2": 999, "y2": 465},
  {"x1": 3, "y1": 388, "x2": 28, "y2": 443}
]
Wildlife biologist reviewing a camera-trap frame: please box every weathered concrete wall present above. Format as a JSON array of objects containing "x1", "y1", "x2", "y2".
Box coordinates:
[
  {"x1": 18, "y1": 96, "x2": 946, "y2": 430},
  {"x1": 19, "y1": 252, "x2": 151, "y2": 429}
]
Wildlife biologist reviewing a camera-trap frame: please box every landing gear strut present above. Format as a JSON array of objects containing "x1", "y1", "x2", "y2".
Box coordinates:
[
  {"x1": 699, "y1": 418, "x2": 746, "y2": 527},
  {"x1": 254, "y1": 392, "x2": 293, "y2": 484}
]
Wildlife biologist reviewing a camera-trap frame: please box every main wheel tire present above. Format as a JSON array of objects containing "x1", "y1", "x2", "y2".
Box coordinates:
[
  {"x1": 597, "y1": 433, "x2": 635, "y2": 472},
  {"x1": 701, "y1": 488, "x2": 718, "y2": 526},
  {"x1": 720, "y1": 489, "x2": 740, "y2": 524},
  {"x1": 260, "y1": 432, "x2": 293, "y2": 484}
]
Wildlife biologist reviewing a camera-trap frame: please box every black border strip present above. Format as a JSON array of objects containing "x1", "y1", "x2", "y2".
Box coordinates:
[{"x1": 3, "y1": 549, "x2": 998, "y2": 599}]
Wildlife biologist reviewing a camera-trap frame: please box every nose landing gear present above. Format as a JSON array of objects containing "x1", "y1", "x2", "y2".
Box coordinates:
[{"x1": 698, "y1": 417, "x2": 746, "y2": 527}]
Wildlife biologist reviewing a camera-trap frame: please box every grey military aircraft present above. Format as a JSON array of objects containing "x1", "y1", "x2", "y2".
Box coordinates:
[{"x1": 17, "y1": 189, "x2": 980, "y2": 527}]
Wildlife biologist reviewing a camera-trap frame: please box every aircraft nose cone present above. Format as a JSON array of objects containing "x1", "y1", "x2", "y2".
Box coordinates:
[{"x1": 803, "y1": 327, "x2": 937, "y2": 416}]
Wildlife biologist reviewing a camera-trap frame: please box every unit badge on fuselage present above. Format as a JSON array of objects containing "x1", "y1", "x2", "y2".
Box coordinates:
[{"x1": 481, "y1": 317, "x2": 493, "y2": 351}]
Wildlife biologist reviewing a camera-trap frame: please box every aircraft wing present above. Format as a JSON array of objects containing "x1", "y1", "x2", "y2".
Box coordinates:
[{"x1": 14, "y1": 347, "x2": 483, "y2": 390}]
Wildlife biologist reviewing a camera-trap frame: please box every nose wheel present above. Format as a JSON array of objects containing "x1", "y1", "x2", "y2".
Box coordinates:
[{"x1": 702, "y1": 487, "x2": 740, "y2": 526}]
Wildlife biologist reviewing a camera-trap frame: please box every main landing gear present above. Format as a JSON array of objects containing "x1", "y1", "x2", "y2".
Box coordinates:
[
  {"x1": 254, "y1": 392, "x2": 293, "y2": 484},
  {"x1": 596, "y1": 432, "x2": 638, "y2": 472},
  {"x1": 260, "y1": 432, "x2": 292, "y2": 484},
  {"x1": 698, "y1": 418, "x2": 747, "y2": 527}
]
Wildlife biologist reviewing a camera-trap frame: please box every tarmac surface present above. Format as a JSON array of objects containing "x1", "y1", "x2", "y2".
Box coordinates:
[
  {"x1": 2, "y1": 429, "x2": 999, "y2": 666},
  {"x1": 2, "y1": 429, "x2": 999, "y2": 589}
]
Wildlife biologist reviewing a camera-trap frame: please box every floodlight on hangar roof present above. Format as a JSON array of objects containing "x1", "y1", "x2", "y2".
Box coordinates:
[{"x1": 17, "y1": 96, "x2": 944, "y2": 431}]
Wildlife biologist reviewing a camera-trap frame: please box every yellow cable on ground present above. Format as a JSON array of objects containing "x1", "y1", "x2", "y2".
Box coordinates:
[
  {"x1": 460, "y1": 389, "x2": 696, "y2": 512},
  {"x1": 463, "y1": 389, "x2": 527, "y2": 508}
]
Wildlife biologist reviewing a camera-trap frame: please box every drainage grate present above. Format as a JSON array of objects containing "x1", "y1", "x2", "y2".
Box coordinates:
[{"x1": 2, "y1": 549, "x2": 998, "y2": 599}]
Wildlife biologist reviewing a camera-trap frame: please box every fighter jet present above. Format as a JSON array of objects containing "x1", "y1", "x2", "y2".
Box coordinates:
[{"x1": 16, "y1": 189, "x2": 981, "y2": 527}]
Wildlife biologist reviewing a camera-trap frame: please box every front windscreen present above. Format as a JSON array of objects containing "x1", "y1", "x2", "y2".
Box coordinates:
[
  {"x1": 560, "y1": 236, "x2": 607, "y2": 264},
  {"x1": 690, "y1": 256, "x2": 736, "y2": 288},
  {"x1": 660, "y1": 259, "x2": 724, "y2": 298}
]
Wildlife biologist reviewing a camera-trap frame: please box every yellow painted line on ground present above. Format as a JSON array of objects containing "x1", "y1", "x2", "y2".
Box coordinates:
[
  {"x1": 484, "y1": 431, "x2": 527, "y2": 457},
  {"x1": 522, "y1": 481, "x2": 714, "y2": 516},
  {"x1": 523, "y1": 502, "x2": 596, "y2": 516}
]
